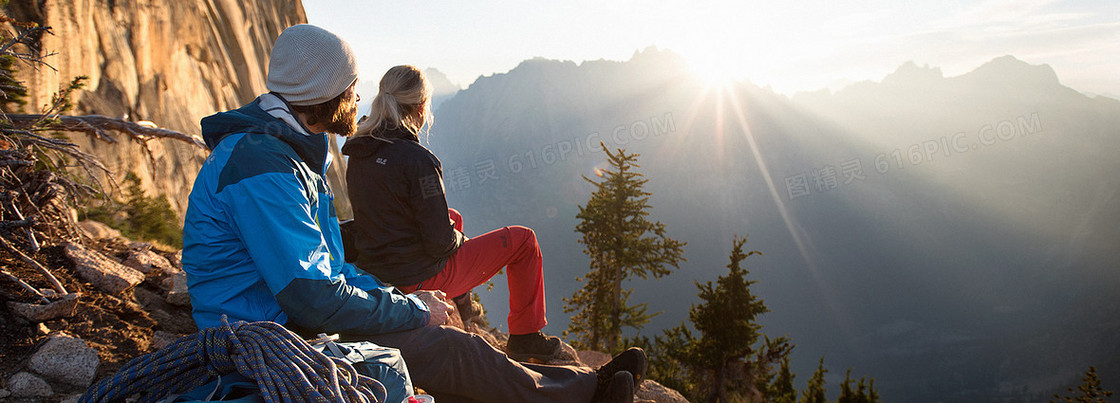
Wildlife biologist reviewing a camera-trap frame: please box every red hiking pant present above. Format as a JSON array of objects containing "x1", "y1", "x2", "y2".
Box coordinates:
[{"x1": 413, "y1": 209, "x2": 547, "y2": 335}]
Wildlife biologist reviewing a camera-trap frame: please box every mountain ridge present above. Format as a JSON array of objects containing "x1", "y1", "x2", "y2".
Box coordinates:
[{"x1": 427, "y1": 47, "x2": 1120, "y2": 402}]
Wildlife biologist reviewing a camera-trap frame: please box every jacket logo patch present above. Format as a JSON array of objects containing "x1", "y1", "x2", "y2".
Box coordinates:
[{"x1": 376, "y1": 158, "x2": 388, "y2": 165}]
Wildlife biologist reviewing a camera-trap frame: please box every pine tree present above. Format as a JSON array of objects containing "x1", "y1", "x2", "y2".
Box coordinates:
[
  {"x1": 769, "y1": 355, "x2": 798, "y2": 403},
  {"x1": 837, "y1": 368, "x2": 881, "y2": 403},
  {"x1": 0, "y1": 54, "x2": 28, "y2": 113},
  {"x1": 1052, "y1": 366, "x2": 1114, "y2": 403},
  {"x1": 85, "y1": 172, "x2": 182, "y2": 247},
  {"x1": 838, "y1": 369, "x2": 857, "y2": 403},
  {"x1": 564, "y1": 144, "x2": 685, "y2": 352},
  {"x1": 657, "y1": 235, "x2": 791, "y2": 402},
  {"x1": 122, "y1": 172, "x2": 181, "y2": 247},
  {"x1": 800, "y1": 357, "x2": 828, "y2": 403}
]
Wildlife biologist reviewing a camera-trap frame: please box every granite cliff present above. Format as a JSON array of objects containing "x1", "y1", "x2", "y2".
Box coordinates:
[{"x1": 4, "y1": 0, "x2": 351, "y2": 217}]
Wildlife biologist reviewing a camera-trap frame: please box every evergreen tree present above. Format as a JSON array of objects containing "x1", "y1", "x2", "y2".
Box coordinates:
[
  {"x1": 629, "y1": 333, "x2": 693, "y2": 395},
  {"x1": 0, "y1": 54, "x2": 28, "y2": 113},
  {"x1": 84, "y1": 172, "x2": 182, "y2": 247},
  {"x1": 769, "y1": 355, "x2": 798, "y2": 403},
  {"x1": 800, "y1": 357, "x2": 828, "y2": 403},
  {"x1": 1052, "y1": 366, "x2": 1114, "y2": 403},
  {"x1": 564, "y1": 144, "x2": 685, "y2": 352},
  {"x1": 837, "y1": 368, "x2": 881, "y2": 403},
  {"x1": 121, "y1": 172, "x2": 181, "y2": 247},
  {"x1": 657, "y1": 235, "x2": 791, "y2": 402}
]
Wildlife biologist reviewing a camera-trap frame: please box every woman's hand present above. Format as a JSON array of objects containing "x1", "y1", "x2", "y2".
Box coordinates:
[{"x1": 415, "y1": 290, "x2": 454, "y2": 327}]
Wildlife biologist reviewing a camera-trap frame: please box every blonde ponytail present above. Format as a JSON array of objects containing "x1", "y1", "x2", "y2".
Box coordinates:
[{"x1": 357, "y1": 65, "x2": 433, "y2": 139}]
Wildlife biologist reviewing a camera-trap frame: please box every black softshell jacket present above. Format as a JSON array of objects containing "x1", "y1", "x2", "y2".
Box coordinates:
[{"x1": 341, "y1": 127, "x2": 466, "y2": 286}]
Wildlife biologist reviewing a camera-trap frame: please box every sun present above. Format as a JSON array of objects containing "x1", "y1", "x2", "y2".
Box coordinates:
[
  {"x1": 681, "y1": 46, "x2": 747, "y2": 88},
  {"x1": 691, "y1": 59, "x2": 740, "y2": 87}
]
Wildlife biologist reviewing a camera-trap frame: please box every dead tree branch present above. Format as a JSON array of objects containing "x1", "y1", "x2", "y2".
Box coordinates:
[
  {"x1": 0, "y1": 219, "x2": 34, "y2": 229},
  {"x1": 3, "y1": 114, "x2": 207, "y2": 149},
  {"x1": 0, "y1": 233, "x2": 66, "y2": 295},
  {"x1": 0, "y1": 268, "x2": 51, "y2": 304}
]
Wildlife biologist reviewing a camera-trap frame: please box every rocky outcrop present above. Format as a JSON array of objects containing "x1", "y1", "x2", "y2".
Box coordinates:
[
  {"x1": 122, "y1": 244, "x2": 175, "y2": 274},
  {"x1": 4, "y1": 0, "x2": 352, "y2": 218},
  {"x1": 63, "y1": 241, "x2": 144, "y2": 294},
  {"x1": 636, "y1": 381, "x2": 689, "y2": 403},
  {"x1": 7, "y1": 292, "x2": 80, "y2": 322},
  {"x1": 7, "y1": 371, "x2": 53, "y2": 398},
  {"x1": 28, "y1": 333, "x2": 100, "y2": 387}
]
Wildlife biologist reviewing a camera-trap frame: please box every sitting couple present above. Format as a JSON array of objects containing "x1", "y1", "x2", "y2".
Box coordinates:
[{"x1": 182, "y1": 24, "x2": 645, "y2": 402}]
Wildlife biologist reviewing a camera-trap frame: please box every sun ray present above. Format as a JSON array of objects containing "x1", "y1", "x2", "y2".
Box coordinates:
[{"x1": 724, "y1": 86, "x2": 857, "y2": 341}]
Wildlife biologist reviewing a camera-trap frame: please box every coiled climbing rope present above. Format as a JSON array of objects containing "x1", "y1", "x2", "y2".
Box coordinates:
[{"x1": 79, "y1": 318, "x2": 386, "y2": 403}]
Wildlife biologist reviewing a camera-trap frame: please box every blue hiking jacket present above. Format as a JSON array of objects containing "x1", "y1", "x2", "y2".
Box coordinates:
[{"x1": 182, "y1": 94, "x2": 430, "y2": 334}]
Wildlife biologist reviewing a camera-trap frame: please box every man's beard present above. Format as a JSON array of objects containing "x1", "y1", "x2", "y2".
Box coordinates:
[{"x1": 324, "y1": 101, "x2": 357, "y2": 136}]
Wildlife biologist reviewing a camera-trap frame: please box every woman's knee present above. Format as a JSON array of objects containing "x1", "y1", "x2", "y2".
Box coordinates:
[
  {"x1": 448, "y1": 208, "x2": 463, "y2": 231},
  {"x1": 507, "y1": 225, "x2": 537, "y2": 243}
]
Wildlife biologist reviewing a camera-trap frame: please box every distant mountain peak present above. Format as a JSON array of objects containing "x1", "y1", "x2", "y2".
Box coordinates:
[
  {"x1": 881, "y1": 61, "x2": 944, "y2": 86},
  {"x1": 424, "y1": 67, "x2": 460, "y2": 110},
  {"x1": 962, "y1": 55, "x2": 1061, "y2": 88},
  {"x1": 424, "y1": 67, "x2": 460, "y2": 94},
  {"x1": 628, "y1": 46, "x2": 689, "y2": 67},
  {"x1": 984, "y1": 55, "x2": 1033, "y2": 68}
]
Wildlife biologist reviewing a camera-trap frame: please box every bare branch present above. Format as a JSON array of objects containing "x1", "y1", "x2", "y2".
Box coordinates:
[
  {"x1": 3, "y1": 114, "x2": 206, "y2": 149},
  {"x1": 0, "y1": 26, "x2": 52, "y2": 55},
  {"x1": 0, "y1": 219, "x2": 34, "y2": 229},
  {"x1": 0, "y1": 233, "x2": 66, "y2": 295},
  {"x1": 5, "y1": 199, "x2": 39, "y2": 252},
  {"x1": 0, "y1": 159, "x2": 32, "y2": 167},
  {"x1": 0, "y1": 268, "x2": 51, "y2": 304}
]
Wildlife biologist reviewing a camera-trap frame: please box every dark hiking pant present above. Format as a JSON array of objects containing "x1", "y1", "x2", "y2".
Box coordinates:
[{"x1": 345, "y1": 325, "x2": 596, "y2": 402}]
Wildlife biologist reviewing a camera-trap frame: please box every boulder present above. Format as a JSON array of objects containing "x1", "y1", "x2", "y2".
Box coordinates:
[
  {"x1": 168, "y1": 250, "x2": 183, "y2": 270},
  {"x1": 151, "y1": 330, "x2": 183, "y2": 351},
  {"x1": 78, "y1": 220, "x2": 120, "y2": 240},
  {"x1": 577, "y1": 350, "x2": 612, "y2": 368},
  {"x1": 166, "y1": 272, "x2": 191, "y2": 306},
  {"x1": 636, "y1": 380, "x2": 689, "y2": 403},
  {"x1": 128, "y1": 241, "x2": 153, "y2": 250},
  {"x1": 63, "y1": 242, "x2": 145, "y2": 294},
  {"x1": 122, "y1": 248, "x2": 174, "y2": 274},
  {"x1": 28, "y1": 333, "x2": 100, "y2": 387},
  {"x1": 8, "y1": 371, "x2": 53, "y2": 398},
  {"x1": 7, "y1": 292, "x2": 80, "y2": 322}
]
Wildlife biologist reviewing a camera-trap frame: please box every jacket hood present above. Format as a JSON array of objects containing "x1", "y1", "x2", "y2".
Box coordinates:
[{"x1": 200, "y1": 95, "x2": 330, "y2": 174}]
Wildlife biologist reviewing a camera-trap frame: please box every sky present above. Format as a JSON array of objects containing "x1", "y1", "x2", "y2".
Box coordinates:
[{"x1": 303, "y1": 0, "x2": 1120, "y2": 97}]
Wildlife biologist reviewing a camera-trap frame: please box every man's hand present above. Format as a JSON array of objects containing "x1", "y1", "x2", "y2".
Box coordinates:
[{"x1": 415, "y1": 290, "x2": 453, "y2": 327}]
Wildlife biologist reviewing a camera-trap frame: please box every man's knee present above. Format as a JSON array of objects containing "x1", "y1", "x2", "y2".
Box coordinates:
[{"x1": 351, "y1": 345, "x2": 413, "y2": 403}]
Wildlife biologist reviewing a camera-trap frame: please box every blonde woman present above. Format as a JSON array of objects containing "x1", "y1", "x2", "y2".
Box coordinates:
[{"x1": 343, "y1": 65, "x2": 565, "y2": 362}]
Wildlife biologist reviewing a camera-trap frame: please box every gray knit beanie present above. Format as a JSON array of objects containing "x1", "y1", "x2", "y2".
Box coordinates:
[{"x1": 266, "y1": 24, "x2": 359, "y2": 106}]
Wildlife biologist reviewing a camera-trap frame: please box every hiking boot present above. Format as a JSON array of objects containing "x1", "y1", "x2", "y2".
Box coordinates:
[
  {"x1": 596, "y1": 347, "x2": 648, "y2": 385},
  {"x1": 451, "y1": 292, "x2": 482, "y2": 324},
  {"x1": 506, "y1": 331, "x2": 562, "y2": 362},
  {"x1": 592, "y1": 370, "x2": 635, "y2": 403}
]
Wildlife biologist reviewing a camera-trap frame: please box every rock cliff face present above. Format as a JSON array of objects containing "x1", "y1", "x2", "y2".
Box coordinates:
[{"x1": 5, "y1": 0, "x2": 351, "y2": 217}]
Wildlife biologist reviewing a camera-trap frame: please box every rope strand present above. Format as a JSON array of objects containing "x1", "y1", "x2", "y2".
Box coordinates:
[{"x1": 79, "y1": 318, "x2": 385, "y2": 403}]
